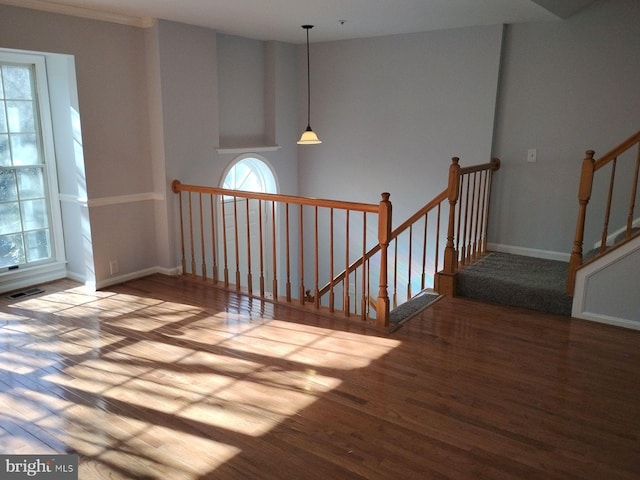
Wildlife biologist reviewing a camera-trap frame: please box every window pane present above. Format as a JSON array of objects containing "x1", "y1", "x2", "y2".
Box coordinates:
[
  {"x1": 0, "y1": 134, "x2": 9, "y2": 166},
  {"x1": 0, "y1": 169, "x2": 18, "y2": 201},
  {"x1": 25, "y1": 229, "x2": 50, "y2": 262},
  {"x1": 0, "y1": 233, "x2": 25, "y2": 267},
  {"x1": 17, "y1": 167, "x2": 45, "y2": 199},
  {"x1": 0, "y1": 103, "x2": 6, "y2": 132},
  {"x1": 2, "y1": 66, "x2": 33, "y2": 100},
  {"x1": 6, "y1": 101, "x2": 35, "y2": 133},
  {"x1": 21, "y1": 198, "x2": 48, "y2": 230},
  {"x1": 0, "y1": 202, "x2": 21, "y2": 234},
  {"x1": 10, "y1": 133, "x2": 39, "y2": 165}
]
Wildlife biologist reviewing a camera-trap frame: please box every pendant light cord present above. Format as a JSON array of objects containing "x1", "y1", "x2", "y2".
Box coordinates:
[{"x1": 305, "y1": 25, "x2": 312, "y2": 128}]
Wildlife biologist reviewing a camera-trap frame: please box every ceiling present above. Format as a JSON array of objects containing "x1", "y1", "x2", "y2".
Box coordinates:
[{"x1": 3, "y1": 0, "x2": 598, "y2": 43}]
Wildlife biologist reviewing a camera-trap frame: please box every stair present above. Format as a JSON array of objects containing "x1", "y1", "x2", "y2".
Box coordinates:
[{"x1": 456, "y1": 252, "x2": 573, "y2": 316}]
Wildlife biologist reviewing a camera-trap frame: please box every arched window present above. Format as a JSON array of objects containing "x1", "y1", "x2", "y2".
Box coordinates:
[{"x1": 221, "y1": 156, "x2": 276, "y2": 197}]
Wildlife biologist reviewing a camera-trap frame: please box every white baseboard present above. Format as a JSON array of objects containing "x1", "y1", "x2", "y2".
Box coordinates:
[
  {"x1": 486, "y1": 243, "x2": 570, "y2": 262},
  {"x1": 95, "y1": 266, "x2": 182, "y2": 290},
  {"x1": 574, "y1": 311, "x2": 640, "y2": 331},
  {"x1": 5, "y1": 265, "x2": 182, "y2": 293}
]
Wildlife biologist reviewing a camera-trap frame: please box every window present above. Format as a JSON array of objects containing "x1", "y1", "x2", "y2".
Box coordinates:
[
  {"x1": 222, "y1": 156, "x2": 277, "y2": 200},
  {"x1": 0, "y1": 53, "x2": 62, "y2": 272}
]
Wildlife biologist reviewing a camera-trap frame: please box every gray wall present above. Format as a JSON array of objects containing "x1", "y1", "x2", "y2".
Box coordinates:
[
  {"x1": 298, "y1": 25, "x2": 504, "y2": 225},
  {"x1": 491, "y1": 0, "x2": 640, "y2": 257},
  {"x1": 0, "y1": 4, "x2": 156, "y2": 285}
]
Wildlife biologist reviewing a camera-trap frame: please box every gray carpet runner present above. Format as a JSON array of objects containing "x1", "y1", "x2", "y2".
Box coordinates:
[
  {"x1": 456, "y1": 252, "x2": 573, "y2": 316},
  {"x1": 389, "y1": 290, "x2": 440, "y2": 328}
]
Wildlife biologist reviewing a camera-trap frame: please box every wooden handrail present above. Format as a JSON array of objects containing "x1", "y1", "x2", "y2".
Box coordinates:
[
  {"x1": 172, "y1": 180, "x2": 379, "y2": 213},
  {"x1": 593, "y1": 130, "x2": 640, "y2": 171},
  {"x1": 567, "y1": 129, "x2": 640, "y2": 294}
]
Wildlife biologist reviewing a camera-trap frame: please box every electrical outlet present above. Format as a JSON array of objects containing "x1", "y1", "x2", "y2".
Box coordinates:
[
  {"x1": 109, "y1": 260, "x2": 119, "y2": 275},
  {"x1": 527, "y1": 148, "x2": 537, "y2": 162}
]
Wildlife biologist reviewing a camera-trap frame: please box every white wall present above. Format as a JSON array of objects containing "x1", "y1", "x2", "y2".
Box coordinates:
[
  {"x1": 298, "y1": 25, "x2": 504, "y2": 225},
  {"x1": 491, "y1": 0, "x2": 640, "y2": 256}
]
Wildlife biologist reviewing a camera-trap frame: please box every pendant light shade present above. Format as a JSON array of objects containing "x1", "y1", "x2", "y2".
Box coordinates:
[{"x1": 298, "y1": 25, "x2": 321, "y2": 145}]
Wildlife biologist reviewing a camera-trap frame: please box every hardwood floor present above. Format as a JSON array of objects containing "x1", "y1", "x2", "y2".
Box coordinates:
[{"x1": 1, "y1": 274, "x2": 639, "y2": 479}]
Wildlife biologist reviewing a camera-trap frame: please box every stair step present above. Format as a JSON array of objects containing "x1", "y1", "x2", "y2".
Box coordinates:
[{"x1": 456, "y1": 252, "x2": 572, "y2": 316}]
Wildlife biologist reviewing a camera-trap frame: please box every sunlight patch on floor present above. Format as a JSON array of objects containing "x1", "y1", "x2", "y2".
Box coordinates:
[{"x1": 2, "y1": 283, "x2": 401, "y2": 479}]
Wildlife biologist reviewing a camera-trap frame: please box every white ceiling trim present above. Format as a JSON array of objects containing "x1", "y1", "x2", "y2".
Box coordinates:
[{"x1": 0, "y1": 0, "x2": 154, "y2": 27}]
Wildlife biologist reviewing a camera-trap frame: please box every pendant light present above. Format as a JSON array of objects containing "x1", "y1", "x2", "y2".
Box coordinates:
[{"x1": 298, "y1": 25, "x2": 322, "y2": 145}]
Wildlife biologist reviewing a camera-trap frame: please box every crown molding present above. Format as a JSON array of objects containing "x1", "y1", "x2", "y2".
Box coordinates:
[{"x1": 0, "y1": 0, "x2": 155, "y2": 28}]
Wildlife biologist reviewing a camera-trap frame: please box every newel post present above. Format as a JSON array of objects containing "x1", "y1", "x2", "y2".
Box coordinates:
[
  {"x1": 567, "y1": 150, "x2": 595, "y2": 295},
  {"x1": 435, "y1": 157, "x2": 461, "y2": 296},
  {"x1": 376, "y1": 192, "x2": 392, "y2": 328}
]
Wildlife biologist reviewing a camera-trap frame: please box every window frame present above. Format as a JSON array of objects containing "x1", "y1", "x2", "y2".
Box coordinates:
[{"x1": 0, "y1": 51, "x2": 65, "y2": 275}]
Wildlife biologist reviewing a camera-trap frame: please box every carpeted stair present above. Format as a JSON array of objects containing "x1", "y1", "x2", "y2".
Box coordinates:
[{"x1": 456, "y1": 252, "x2": 573, "y2": 316}]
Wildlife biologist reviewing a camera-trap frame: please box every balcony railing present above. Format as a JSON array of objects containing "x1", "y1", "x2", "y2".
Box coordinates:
[{"x1": 172, "y1": 157, "x2": 500, "y2": 329}]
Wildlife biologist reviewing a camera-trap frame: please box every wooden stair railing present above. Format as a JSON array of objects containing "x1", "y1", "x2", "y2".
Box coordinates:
[
  {"x1": 435, "y1": 157, "x2": 501, "y2": 296},
  {"x1": 317, "y1": 157, "x2": 501, "y2": 311},
  {"x1": 316, "y1": 188, "x2": 448, "y2": 311},
  {"x1": 172, "y1": 157, "x2": 501, "y2": 329},
  {"x1": 567, "y1": 129, "x2": 640, "y2": 294}
]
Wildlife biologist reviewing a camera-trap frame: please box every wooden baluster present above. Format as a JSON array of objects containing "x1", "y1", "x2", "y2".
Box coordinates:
[
  {"x1": 600, "y1": 158, "x2": 617, "y2": 252},
  {"x1": 271, "y1": 200, "x2": 278, "y2": 299},
  {"x1": 285, "y1": 203, "x2": 291, "y2": 302},
  {"x1": 436, "y1": 157, "x2": 461, "y2": 296},
  {"x1": 329, "y1": 208, "x2": 335, "y2": 313},
  {"x1": 478, "y1": 170, "x2": 488, "y2": 257},
  {"x1": 172, "y1": 182, "x2": 186, "y2": 275},
  {"x1": 258, "y1": 199, "x2": 265, "y2": 297},
  {"x1": 568, "y1": 150, "x2": 596, "y2": 294},
  {"x1": 221, "y1": 196, "x2": 229, "y2": 286},
  {"x1": 299, "y1": 205, "x2": 305, "y2": 305},
  {"x1": 233, "y1": 196, "x2": 241, "y2": 290},
  {"x1": 462, "y1": 172, "x2": 472, "y2": 264},
  {"x1": 407, "y1": 225, "x2": 413, "y2": 301},
  {"x1": 483, "y1": 159, "x2": 500, "y2": 254},
  {"x1": 344, "y1": 210, "x2": 351, "y2": 316},
  {"x1": 245, "y1": 198, "x2": 253, "y2": 294},
  {"x1": 456, "y1": 174, "x2": 464, "y2": 261},
  {"x1": 393, "y1": 236, "x2": 398, "y2": 309},
  {"x1": 470, "y1": 171, "x2": 479, "y2": 259},
  {"x1": 210, "y1": 195, "x2": 218, "y2": 283},
  {"x1": 376, "y1": 192, "x2": 392, "y2": 328},
  {"x1": 421, "y1": 212, "x2": 428, "y2": 291},
  {"x1": 435, "y1": 202, "x2": 441, "y2": 281},
  {"x1": 314, "y1": 206, "x2": 319, "y2": 309},
  {"x1": 361, "y1": 212, "x2": 367, "y2": 320},
  {"x1": 188, "y1": 192, "x2": 196, "y2": 275},
  {"x1": 199, "y1": 193, "x2": 206, "y2": 280},
  {"x1": 366, "y1": 257, "x2": 371, "y2": 317},
  {"x1": 626, "y1": 143, "x2": 640, "y2": 237}
]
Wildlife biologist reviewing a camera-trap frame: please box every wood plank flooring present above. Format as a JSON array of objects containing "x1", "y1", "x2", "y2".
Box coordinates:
[{"x1": 1, "y1": 274, "x2": 639, "y2": 479}]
